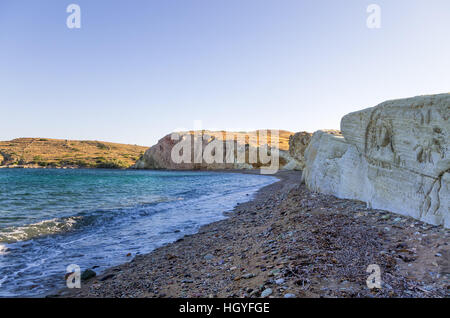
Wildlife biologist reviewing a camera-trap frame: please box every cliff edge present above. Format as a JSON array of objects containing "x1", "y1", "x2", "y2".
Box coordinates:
[{"x1": 133, "y1": 130, "x2": 306, "y2": 171}]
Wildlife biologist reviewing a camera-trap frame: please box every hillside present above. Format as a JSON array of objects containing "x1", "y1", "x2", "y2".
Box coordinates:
[
  {"x1": 0, "y1": 138, "x2": 148, "y2": 169},
  {"x1": 134, "y1": 130, "x2": 301, "y2": 170},
  {"x1": 174, "y1": 130, "x2": 294, "y2": 151}
]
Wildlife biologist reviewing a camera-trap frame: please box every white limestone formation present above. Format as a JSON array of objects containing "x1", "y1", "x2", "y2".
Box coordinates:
[{"x1": 303, "y1": 94, "x2": 449, "y2": 228}]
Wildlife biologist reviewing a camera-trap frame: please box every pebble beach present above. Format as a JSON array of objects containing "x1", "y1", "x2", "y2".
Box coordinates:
[{"x1": 55, "y1": 171, "x2": 449, "y2": 298}]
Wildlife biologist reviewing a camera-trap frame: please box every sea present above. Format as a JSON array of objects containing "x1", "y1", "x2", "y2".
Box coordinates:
[{"x1": 0, "y1": 168, "x2": 277, "y2": 297}]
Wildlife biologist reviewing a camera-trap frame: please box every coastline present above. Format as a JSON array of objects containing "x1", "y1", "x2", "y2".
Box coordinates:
[
  {"x1": 1, "y1": 168, "x2": 277, "y2": 297},
  {"x1": 52, "y1": 170, "x2": 448, "y2": 298}
]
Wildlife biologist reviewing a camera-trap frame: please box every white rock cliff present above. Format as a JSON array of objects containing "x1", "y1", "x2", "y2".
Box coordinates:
[{"x1": 303, "y1": 94, "x2": 449, "y2": 228}]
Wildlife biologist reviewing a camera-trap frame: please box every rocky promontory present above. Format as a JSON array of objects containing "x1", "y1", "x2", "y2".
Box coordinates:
[{"x1": 133, "y1": 130, "x2": 306, "y2": 171}]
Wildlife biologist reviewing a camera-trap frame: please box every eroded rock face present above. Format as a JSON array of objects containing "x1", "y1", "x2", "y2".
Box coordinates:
[
  {"x1": 288, "y1": 132, "x2": 312, "y2": 169},
  {"x1": 303, "y1": 94, "x2": 449, "y2": 228},
  {"x1": 134, "y1": 130, "x2": 302, "y2": 171},
  {"x1": 288, "y1": 130, "x2": 340, "y2": 169}
]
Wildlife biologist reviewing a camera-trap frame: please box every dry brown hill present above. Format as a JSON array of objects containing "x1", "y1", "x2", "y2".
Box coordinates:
[
  {"x1": 176, "y1": 130, "x2": 293, "y2": 151},
  {"x1": 134, "y1": 130, "x2": 297, "y2": 170},
  {"x1": 0, "y1": 138, "x2": 148, "y2": 169}
]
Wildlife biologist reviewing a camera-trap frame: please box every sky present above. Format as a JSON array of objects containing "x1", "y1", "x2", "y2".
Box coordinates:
[{"x1": 0, "y1": 0, "x2": 449, "y2": 146}]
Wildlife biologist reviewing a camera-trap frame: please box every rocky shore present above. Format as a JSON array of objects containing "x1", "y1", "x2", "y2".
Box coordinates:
[{"x1": 55, "y1": 170, "x2": 449, "y2": 298}]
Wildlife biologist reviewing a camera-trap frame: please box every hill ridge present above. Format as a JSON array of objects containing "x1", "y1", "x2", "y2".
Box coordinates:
[{"x1": 0, "y1": 138, "x2": 148, "y2": 169}]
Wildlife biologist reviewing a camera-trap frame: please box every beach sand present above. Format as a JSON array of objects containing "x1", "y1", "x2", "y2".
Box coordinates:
[{"x1": 54, "y1": 170, "x2": 449, "y2": 298}]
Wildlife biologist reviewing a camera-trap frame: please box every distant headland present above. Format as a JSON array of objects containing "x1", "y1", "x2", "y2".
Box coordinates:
[{"x1": 0, "y1": 138, "x2": 148, "y2": 169}]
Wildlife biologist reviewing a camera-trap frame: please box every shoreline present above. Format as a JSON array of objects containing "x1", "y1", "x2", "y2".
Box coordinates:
[
  {"x1": 52, "y1": 169, "x2": 449, "y2": 298},
  {"x1": 1, "y1": 168, "x2": 278, "y2": 297},
  {"x1": 49, "y1": 170, "x2": 293, "y2": 297},
  {"x1": 0, "y1": 166, "x2": 282, "y2": 174}
]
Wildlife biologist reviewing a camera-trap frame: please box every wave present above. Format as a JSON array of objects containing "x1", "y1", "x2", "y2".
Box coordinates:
[
  {"x1": 0, "y1": 176, "x2": 274, "y2": 245},
  {"x1": 0, "y1": 216, "x2": 83, "y2": 243},
  {"x1": 0, "y1": 195, "x2": 182, "y2": 244},
  {"x1": 0, "y1": 243, "x2": 9, "y2": 255}
]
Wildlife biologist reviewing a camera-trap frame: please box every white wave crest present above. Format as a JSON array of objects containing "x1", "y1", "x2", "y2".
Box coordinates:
[{"x1": 0, "y1": 216, "x2": 83, "y2": 243}]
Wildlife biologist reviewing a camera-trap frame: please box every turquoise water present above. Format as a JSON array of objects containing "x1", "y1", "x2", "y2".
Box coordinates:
[{"x1": 0, "y1": 169, "x2": 276, "y2": 297}]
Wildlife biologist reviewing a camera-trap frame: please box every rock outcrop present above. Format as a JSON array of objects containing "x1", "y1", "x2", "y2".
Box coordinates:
[
  {"x1": 303, "y1": 93, "x2": 449, "y2": 228},
  {"x1": 288, "y1": 131, "x2": 341, "y2": 169},
  {"x1": 288, "y1": 132, "x2": 312, "y2": 169},
  {"x1": 134, "y1": 130, "x2": 303, "y2": 171}
]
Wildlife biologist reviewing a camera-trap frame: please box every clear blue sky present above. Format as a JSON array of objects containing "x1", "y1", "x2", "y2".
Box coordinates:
[{"x1": 1, "y1": 0, "x2": 449, "y2": 146}]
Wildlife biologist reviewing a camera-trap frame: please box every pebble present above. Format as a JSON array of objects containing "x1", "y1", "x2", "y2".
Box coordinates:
[
  {"x1": 275, "y1": 278, "x2": 285, "y2": 285},
  {"x1": 261, "y1": 288, "x2": 272, "y2": 298},
  {"x1": 99, "y1": 274, "x2": 115, "y2": 282},
  {"x1": 182, "y1": 279, "x2": 193, "y2": 284},
  {"x1": 81, "y1": 269, "x2": 96, "y2": 281},
  {"x1": 204, "y1": 254, "x2": 214, "y2": 260},
  {"x1": 270, "y1": 269, "x2": 280, "y2": 276},
  {"x1": 284, "y1": 293, "x2": 296, "y2": 298}
]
